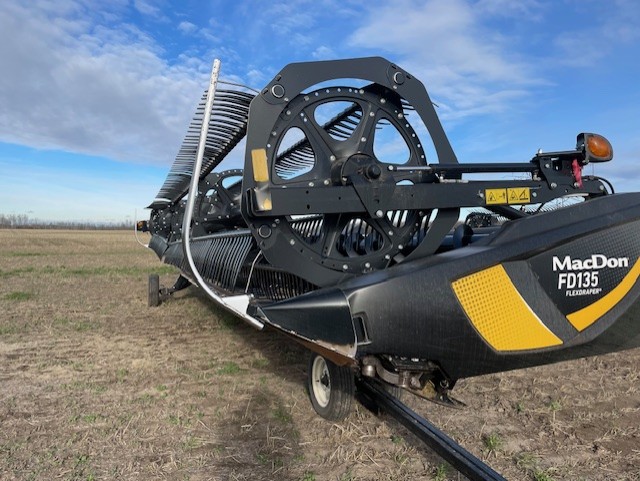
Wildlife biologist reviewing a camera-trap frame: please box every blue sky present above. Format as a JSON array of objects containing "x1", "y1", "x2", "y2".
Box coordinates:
[{"x1": 1, "y1": 0, "x2": 639, "y2": 222}]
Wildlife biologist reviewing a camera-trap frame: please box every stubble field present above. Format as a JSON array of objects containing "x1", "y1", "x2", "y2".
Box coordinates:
[{"x1": 1, "y1": 229, "x2": 638, "y2": 480}]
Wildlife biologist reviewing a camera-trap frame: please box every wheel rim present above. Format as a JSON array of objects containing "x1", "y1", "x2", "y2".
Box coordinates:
[{"x1": 311, "y1": 356, "x2": 331, "y2": 408}]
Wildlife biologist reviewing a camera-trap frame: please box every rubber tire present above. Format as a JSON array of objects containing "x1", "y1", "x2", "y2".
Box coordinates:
[
  {"x1": 148, "y1": 274, "x2": 160, "y2": 307},
  {"x1": 307, "y1": 352, "x2": 354, "y2": 421}
]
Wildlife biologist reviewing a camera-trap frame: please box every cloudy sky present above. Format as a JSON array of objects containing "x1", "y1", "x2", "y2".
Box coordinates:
[{"x1": 1, "y1": 0, "x2": 639, "y2": 222}]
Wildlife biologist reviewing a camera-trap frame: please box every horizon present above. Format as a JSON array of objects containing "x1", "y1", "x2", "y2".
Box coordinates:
[{"x1": 1, "y1": 1, "x2": 639, "y2": 222}]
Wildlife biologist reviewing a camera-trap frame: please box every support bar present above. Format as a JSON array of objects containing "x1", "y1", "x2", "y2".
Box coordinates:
[{"x1": 357, "y1": 379, "x2": 507, "y2": 481}]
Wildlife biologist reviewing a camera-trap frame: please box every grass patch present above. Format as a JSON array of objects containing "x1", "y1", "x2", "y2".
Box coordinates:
[
  {"x1": 217, "y1": 361, "x2": 241, "y2": 375},
  {"x1": 483, "y1": 432, "x2": 503, "y2": 456},
  {"x1": 251, "y1": 358, "x2": 270, "y2": 369},
  {"x1": 5, "y1": 252, "x2": 45, "y2": 257},
  {"x1": 273, "y1": 405, "x2": 292, "y2": 424},
  {"x1": 516, "y1": 452, "x2": 555, "y2": 480},
  {"x1": 0, "y1": 267, "x2": 36, "y2": 278},
  {"x1": 3, "y1": 291, "x2": 33, "y2": 301},
  {"x1": 548, "y1": 398, "x2": 563, "y2": 422},
  {"x1": 115, "y1": 368, "x2": 129, "y2": 382},
  {"x1": 72, "y1": 321, "x2": 95, "y2": 332},
  {"x1": 433, "y1": 463, "x2": 449, "y2": 481},
  {"x1": 0, "y1": 325, "x2": 20, "y2": 335},
  {"x1": 46, "y1": 265, "x2": 177, "y2": 277},
  {"x1": 533, "y1": 470, "x2": 555, "y2": 481},
  {"x1": 0, "y1": 265, "x2": 176, "y2": 279}
]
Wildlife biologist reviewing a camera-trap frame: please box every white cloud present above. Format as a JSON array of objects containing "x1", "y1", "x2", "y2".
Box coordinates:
[
  {"x1": 311, "y1": 45, "x2": 335, "y2": 60},
  {"x1": 177, "y1": 20, "x2": 197, "y2": 34},
  {"x1": 133, "y1": 0, "x2": 164, "y2": 19},
  {"x1": 348, "y1": 0, "x2": 541, "y2": 122},
  {"x1": 475, "y1": 0, "x2": 544, "y2": 18},
  {"x1": 0, "y1": 2, "x2": 207, "y2": 165},
  {"x1": 553, "y1": 0, "x2": 640, "y2": 67}
]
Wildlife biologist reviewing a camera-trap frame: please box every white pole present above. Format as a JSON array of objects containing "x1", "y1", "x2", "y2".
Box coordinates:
[{"x1": 181, "y1": 59, "x2": 264, "y2": 330}]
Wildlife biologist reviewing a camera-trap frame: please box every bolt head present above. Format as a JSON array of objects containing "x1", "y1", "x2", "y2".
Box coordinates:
[{"x1": 271, "y1": 84, "x2": 285, "y2": 98}]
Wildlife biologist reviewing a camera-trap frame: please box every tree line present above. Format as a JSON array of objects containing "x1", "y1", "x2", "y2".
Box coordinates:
[{"x1": 0, "y1": 213, "x2": 133, "y2": 230}]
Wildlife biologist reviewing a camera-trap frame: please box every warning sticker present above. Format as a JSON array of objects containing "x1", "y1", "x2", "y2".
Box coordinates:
[
  {"x1": 507, "y1": 187, "x2": 531, "y2": 204},
  {"x1": 485, "y1": 187, "x2": 532, "y2": 205},
  {"x1": 485, "y1": 189, "x2": 507, "y2": 205}
]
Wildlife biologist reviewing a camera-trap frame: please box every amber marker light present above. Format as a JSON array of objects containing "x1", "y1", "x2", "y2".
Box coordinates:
[{"x1": 577, "y1": 132, "x2": 613, "y2": 163}]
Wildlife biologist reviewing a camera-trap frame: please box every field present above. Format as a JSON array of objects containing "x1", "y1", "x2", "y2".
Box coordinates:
[{"x1": 1, "y1": 229, "x2": 639, "y2": 481}]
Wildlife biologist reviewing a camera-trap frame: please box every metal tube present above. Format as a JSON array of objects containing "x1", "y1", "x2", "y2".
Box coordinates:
[
  {"x1": 357, "y1": 379, "x2": 507, "y2": 481},
  {"x1": 181, "y1": 59, "x2": 264, "y2": 330}
]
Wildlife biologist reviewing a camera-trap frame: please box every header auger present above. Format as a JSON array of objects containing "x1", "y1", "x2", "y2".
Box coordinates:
[{"x1": 144, "y1": 57, "x2": 640, "y2": 427}]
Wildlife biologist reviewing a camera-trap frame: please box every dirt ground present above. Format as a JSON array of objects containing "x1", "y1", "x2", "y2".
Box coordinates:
[{"x1": 0, "y1": 229, "x2": 638, "y2": 481}]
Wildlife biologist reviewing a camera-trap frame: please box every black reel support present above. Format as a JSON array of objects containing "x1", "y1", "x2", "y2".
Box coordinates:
[{"x1": 242, "y1": 57, "x2": 461, "y2": 287}]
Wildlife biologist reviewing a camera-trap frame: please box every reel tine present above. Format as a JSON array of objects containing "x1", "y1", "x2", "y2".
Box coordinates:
[{"x1": 149, "y1": 89, "x2": 255, "y2": 209}]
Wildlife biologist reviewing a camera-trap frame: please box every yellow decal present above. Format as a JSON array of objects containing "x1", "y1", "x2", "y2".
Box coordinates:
[
  {"x1": 507, "y1": 187, "x2": 531, "y2": 204},
  {"x1": 251, "y1": 148, "x2": 269, "y2": 182},
  {"x1": 485, "y1": 188, "x2": 507, "y2": 205},
  {"x1": 567, "y1": 258, "x2": 640, "y2": 331},
  {"x1": 452, "y1": 265, "x2": 563, "y2": 351}
]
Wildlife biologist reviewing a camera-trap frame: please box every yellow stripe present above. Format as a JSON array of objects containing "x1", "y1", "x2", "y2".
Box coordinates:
[
  {"x1": 251, "y1": 148, "x2": 269, "y2": 182},
  {"x1": 567, "y1": 258, "x2": 640, "y2": 331},
  {"x1": 452, "y1": 265, "x2": 563, "y2": 351}
]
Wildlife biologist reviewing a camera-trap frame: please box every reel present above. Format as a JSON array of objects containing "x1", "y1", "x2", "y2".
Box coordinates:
[
  {"x1": 193, "y1": 169, "x2": 245, "y2": 235},
  {"x1": 242, "y1": 59, "x2": 458, "y2": 287}
]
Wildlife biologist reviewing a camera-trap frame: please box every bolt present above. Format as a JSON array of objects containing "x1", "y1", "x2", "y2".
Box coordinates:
[
  {"x1": 361, "y1": 137, "x2": 367, "y2": 142},
  {"x1": 550, "y1": 182, "x2": 557, "y2": 189},
  {"x1": 308, "y1": 182, "x2": 314, "y2": 187},
  {"x1": 364, "y1": 262, "x2": 371, "y2": 268},
  {"x1": 478, "y1": 192, "x2": 485, "y2": 199},
  {"x1": 342, "y1": 264, "x2": 349, "y2": 271},
  {"x1": 380, "y1": 98, "x2": 386, "y2": 104},
  {"x1": 271, "y1": 84, "x2": 285, "y2": 98},
  {"x1": 375, "y1": 210, "x2": 384, "y2": 218},
  {"x1": 393, "y1": 71, "x2": 405, "y2": 85},
  {"x1": 397, "y1": 112, "x2": 404, "y2": 119},
  {"x1": 257, "y1": 224, "x2": 272, "y2": 238},
  {"x1": 323, "y1": 179, "x2": 330, "y2": 185},
  {"x1": 330, "y1": 155, "x2": 336, "y2": 161},
  {"x1": 532, "y1": 192, "x2": 538, "y2": 198},
  {"x1": 599, "y1": 185, "x2": 605, "y2": 191},
  {"x1": 544, "y1": 163, "x2": 550, "y2": 169},
  {"x1": 398, "y1": 244, "x2": 403, "y2": 250},
  {"x1": 367, "y1": 164, "x2": 382, "y2": 179},
  {"x1": 289, "y1": 239, "x2": 295, "y2": 245},
  {"x1": 384, "y1": 254, "x2": 391, "y2": 260}
]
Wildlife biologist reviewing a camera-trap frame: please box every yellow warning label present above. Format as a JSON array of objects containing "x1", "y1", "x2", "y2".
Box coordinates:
[
  {"x1": 507, "y1": 187, "x2": 531, "y2": 204},
  {"x1": 485, "y1": 189, "x2": 507, "y2": 205}
]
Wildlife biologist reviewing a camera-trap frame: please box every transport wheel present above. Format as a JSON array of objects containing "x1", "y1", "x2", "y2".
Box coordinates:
[
  {"x1": 148, "y1": 274, "x2": 160, "y2": 307},
  {"x1": 307, "y1": 352, "x2": 354, "y2": 420}
]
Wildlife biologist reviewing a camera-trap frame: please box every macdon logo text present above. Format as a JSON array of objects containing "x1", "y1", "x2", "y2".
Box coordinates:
[
  {"x1": 552, "y1": 254, "x2": 629, "y2": 272},
  {"x1": 552, "y1": 254, "x2": 629, "y2": 296}
]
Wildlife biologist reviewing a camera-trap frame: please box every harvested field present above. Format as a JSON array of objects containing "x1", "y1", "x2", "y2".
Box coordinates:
[{"x1": 1, "y1": 229, "x2": 639, "y2": 480}]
